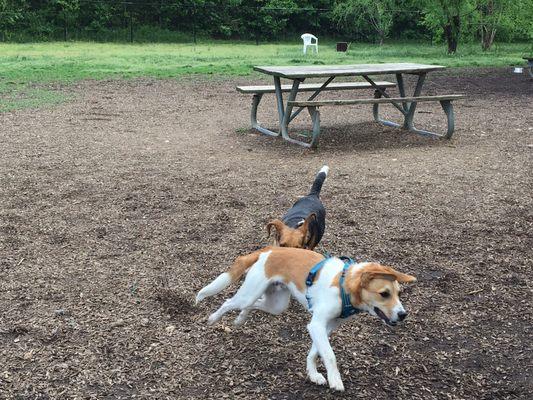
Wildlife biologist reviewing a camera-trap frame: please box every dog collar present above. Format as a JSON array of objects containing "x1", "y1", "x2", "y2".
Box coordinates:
[
  {"x1": 338, "y1": 257, "x2": 362, "y2": 318},
  {"x1": 305, "y1": 256, "x2": 362, "y2": 319}
]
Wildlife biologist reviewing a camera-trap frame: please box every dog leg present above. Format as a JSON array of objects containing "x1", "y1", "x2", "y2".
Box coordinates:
[
  {"x1": 306, "y1": 319, "x2": 339, "y2": 386},
  {"x1": 307, "y1": 318, "x2": 344, "y2": 391},
  {"x1": 233, "y1": 284, "x2": 290, "y2": 326},
  {"x1": 208, "y1": 260, "x2": 271, "y2": 326},
  {"x1": 306, "y1": 344, "x2": 327, "y2": 385},
  {"x1": 233, "y1": 308, "x2": 251, "y2": 326}
]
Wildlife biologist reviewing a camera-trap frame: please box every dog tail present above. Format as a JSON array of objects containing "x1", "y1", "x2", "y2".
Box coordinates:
[
  {"x1": 308, "y1": 165, "x2": 329, "y2": 196},
  {"x1": 195, "y1": 250, "x2": 263, "y2": 304}
]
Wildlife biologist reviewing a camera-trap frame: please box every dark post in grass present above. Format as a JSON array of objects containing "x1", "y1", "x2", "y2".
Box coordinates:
[
  {"x1": 130, "y1": 12, "x2": 134, "y2": 43},
  {"x1": 192, "y1": 4, "x2": 197, "y2": 44}
]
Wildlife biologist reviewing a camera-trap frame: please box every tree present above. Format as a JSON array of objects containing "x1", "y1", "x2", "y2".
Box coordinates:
[
  {"x1": 419, "y1": 0, "x2": 475, "y2": 54},
  {"x1": 262, "y1": 0, "x2": 298, "y2": 40},
  {"x1": 475, "y1": 0, "x2": 533, "y2": 50},
  {"x1": 234, "y1": 0, "x2": 297, "y2": 43},
  {"x1": 332, "y1": 0, "x2": 395, "y2": 45},
  {"x1": 0, "y1": 0, "x2": 24, "y2": 41},
  {"x1": 52, "y1": 0, "x2": 80, "y2": 40}
]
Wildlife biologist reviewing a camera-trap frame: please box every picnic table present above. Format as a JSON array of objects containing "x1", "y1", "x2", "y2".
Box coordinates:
[{"x1": 237, "y1": 63, "x2": 465, "y2": 148}]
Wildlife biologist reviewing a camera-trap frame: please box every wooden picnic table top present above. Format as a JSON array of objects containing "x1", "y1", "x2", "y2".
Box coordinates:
[{"x1": 254, "y1": 63, "x2": 445, "y2": 79}]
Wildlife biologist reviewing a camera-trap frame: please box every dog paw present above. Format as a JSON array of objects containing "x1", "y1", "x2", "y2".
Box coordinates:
[
  {"x1": 233, "y1": 315, "x2": 246, "y2": 327},
  {"x1": 308, "y1": 372, "x2": 327, "y2": 386},
  {"x1": 207, "y1": 313, "x2": 219, "y2": 326},
  {"x1": 195, "y1": 294, "x2": 204, "y2": 305},
  {"x1": 327, "y1": 374, "x2": 344, "y2": 391}
]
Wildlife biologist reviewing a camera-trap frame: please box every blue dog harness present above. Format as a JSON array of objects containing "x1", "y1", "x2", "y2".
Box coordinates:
[{"x1": 305, "y1": 256, "x2": 362, "y2": 319}]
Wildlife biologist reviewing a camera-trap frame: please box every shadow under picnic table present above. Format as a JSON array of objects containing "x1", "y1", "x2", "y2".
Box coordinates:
[{"x1": 237, "y1": 120, "x2": 452, "y2": 153}]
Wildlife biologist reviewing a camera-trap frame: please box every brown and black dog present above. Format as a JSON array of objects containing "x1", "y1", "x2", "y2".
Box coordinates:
[{"x1": 267, "y1": 166, "x2": 328, "y2": 250}]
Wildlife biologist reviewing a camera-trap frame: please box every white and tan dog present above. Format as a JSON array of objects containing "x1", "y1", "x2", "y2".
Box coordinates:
[{"x1": 196, "y1": 247, "x2": 416, "y2": 391}]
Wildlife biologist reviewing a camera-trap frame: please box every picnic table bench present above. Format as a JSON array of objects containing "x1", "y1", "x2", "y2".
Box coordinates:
[
  {"x1": 524, "y1": 57, "x2": 533, "y2": 77},
  {"x1": 238, "y1": 63, "x2": 466, "y2": 148},
  {"x1": 236, "y1": 81, "x2": 396, "y2": 138}
]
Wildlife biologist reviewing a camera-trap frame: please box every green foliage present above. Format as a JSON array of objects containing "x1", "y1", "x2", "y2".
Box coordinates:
[
  {"x1": 1, "y1": 0, "x2": 531, "y2": 47},
  {"x1": 417, "y1": 0, "x2": 532, "y2": 52},
  {"x1": 0, "y1": 0, "x2": 24, "y2": 41},
  {"x1": 332, "y1": 0, "x2": 395, "y2": 44},
  {"x1": 417, "y1": 0, "x2": 474, "y2": 53},
  {"x1": 473, "y1": 0, "x2": 533, "y2": 44}
]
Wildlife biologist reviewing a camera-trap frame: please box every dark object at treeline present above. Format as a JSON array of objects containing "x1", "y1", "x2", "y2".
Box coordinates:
[{"x1": 336, "y1": 42, "x2": 348, "y2": 52}]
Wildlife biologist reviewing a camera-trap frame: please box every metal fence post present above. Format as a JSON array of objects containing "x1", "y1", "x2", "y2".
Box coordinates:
[{"x1": 130, "y1": 12, "x2": 133, "y2": 43}]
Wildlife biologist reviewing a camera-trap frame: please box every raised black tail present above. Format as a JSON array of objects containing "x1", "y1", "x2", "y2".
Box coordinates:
[{"x1": 309, "y1": 165, "x2": 329, "y2": 196}]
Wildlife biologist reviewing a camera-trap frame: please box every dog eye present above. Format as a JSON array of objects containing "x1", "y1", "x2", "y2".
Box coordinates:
[{"x1": 380, "y1": 291, "x2": 390, "y2": 298}]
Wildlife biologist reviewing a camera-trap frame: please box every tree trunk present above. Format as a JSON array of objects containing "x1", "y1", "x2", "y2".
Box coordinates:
[
  {"x1": 481, "y1": 26, "x2": 497, "y2": 51},
  {"x1": 444, "y1": 15, "x2": 460, "y2": 54}
]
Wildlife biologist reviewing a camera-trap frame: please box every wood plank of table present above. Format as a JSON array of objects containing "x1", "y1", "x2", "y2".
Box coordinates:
[
  {"x1": 289, "y1": 94, "x2": 466, "y2": 107},
  {"x1": 236, "y1": 81, "x2": 396, "y2": 94},
  {"x1": 254, "y1": 63, "x2": 445, "y2": 78}
]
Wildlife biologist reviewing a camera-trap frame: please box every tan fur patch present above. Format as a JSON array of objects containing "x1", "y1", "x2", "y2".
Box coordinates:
[
  {"x1": 330, "y1": 272, "x2": 341, "y2": 288},
  {"x1": 264, "y1": 247, "x2": 325, "y2": 291},
  {"x1": 361, "y1": 278, "x2": 401, "y2": 317},
  {"x1": 345, "y1": 263, "x2": 416, "y2": 306},
  {"x1": 266, "y1": 214, "x2": 317, "y2": 249},
  {"x1": 228, "y1": 247, "x2": 273, "y2": 282}
]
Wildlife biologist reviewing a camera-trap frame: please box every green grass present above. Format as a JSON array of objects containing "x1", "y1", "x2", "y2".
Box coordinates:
[
  {"x1": 0, "y1": 81, "x2": 68, "y2": 112},
  {"x1": 0, "y1": 40, "x2": 530, "y2": 111}
]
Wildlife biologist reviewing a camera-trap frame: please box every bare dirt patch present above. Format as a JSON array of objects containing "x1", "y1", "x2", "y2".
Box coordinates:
[{"x1": 1, "y1": 68, "x2": 532, "y2": 399}]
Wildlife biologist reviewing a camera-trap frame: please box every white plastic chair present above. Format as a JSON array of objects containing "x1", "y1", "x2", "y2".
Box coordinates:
[{"x1": 301, "y1": 33, "x2": 318, "y2": 54}]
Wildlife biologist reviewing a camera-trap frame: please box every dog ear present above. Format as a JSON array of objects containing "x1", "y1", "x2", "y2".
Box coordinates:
[
  {"x1": 379, "y1": 265, "x2": 417, "y2": 283},
  {"x1": 346, "y1": 266, "x2": 416, "y2": 306},
  {"x1": 266, "y1": 219, "x2": 285, "y2": 240},
  {"x1": 298, "y1": 213, "x2": 316, "y2": 240},
  {"x1": 392, "y1": 271, "x2": 417, "y2": 283},
  {"x1": 360, "y1": 266, "x2": 417, "y2": 286}
]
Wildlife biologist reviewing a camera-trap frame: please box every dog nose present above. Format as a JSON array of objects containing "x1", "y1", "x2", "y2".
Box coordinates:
[{"x1": 397, "y1": 311, "x2": 408, "y2": 321}]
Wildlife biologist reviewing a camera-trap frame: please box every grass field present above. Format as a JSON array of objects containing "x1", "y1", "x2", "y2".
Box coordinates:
[{"x1": 0, "y1": 40, "x2": 531, "y2": 111}]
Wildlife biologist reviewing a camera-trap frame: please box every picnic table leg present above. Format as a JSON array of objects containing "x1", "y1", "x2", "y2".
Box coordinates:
[
  {"x1": 372, "y1": 90, "x2": 403, "y2": 128},
  {"x1": 405, "y1": 73, "x2": 457, "y2": 138},
  {"x1": 395, "y1": 73, "x2": 408, "y2": 112},
  {"x1": 399, "y1": 100, "x2": 456, "y2": 139},
  {"x1": 280, "y1": 79, "x2": 302, "y2": 140},
  {"x1": 402, "y1": 72, "x2": 426, "y2": 129},
  {"x1": 248, "y1": 75, "x2": 291, "y2": 139},
  {"x1": 373, "y1": 72, "x2": 457, "y2": 138},
  {"x1": 308, "y1": 106, "x2": 321, "y2": 148},
  {"x1": 250, "y1": 93, "x2": 281, "y2": 137},
  {"x1": 274, "y1": 76, "x2": 285, "y2": 125},
  {"x1": 284, "y1": 76, "x2": 337, "y2": 148},
  {"x1": 278, "y1": 78, "x2": 321, "y2": 148},
  {"x1": 288, "y1": 76, "x2": 335, "y2": 123},
  {"x1": 371, "y1": 72, "x2": 425, "y2": 127},
  {"x1": 365, "y1": 75, "x2": 406, "y2": 123}
]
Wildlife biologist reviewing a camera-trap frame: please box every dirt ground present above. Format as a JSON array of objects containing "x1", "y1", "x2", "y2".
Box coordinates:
[{"x1": 1, "y1": 68, "x2": 532, "y2": 399}]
